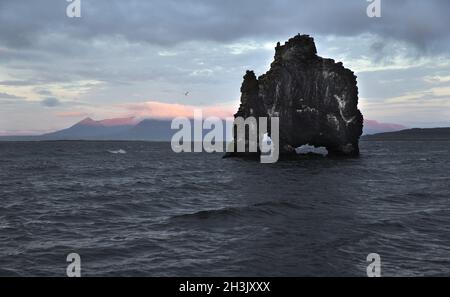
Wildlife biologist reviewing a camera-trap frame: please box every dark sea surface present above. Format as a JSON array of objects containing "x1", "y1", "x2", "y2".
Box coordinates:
[{"x1": 0, "y1": 141, "x2": 449, "y2": 276}]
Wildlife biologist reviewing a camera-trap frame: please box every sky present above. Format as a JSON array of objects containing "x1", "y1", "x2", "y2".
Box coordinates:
[{"x1": 1, "y1": 0, "x2": 450, "y2": 135}]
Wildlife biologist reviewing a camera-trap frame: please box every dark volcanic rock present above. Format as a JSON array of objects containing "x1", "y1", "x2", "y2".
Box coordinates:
[{"x1": 231, "y1": 34, "x2": 364, "y2": 157}]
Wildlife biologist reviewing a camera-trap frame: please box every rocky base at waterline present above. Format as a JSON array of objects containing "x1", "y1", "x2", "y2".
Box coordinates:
[{"x1": 227, "y1": 34, "x2": 364, "y2": 158}]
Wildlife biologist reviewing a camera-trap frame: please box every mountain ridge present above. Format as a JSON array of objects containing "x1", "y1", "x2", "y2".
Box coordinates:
[
  {"x1": 0, "y1": 116, "x2": 432, "y2": 142},
  {"x1": 362, "y1": 127, "x2": 450, "y2": 141}
]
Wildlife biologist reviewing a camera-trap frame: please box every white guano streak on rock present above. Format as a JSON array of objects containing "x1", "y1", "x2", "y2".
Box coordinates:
[
  {"x1": 269, "y1": 83, "x2": 281, "y2": 117},
  {"x1": 334, "y1": 95, "x2": 356, "y2": 125}
]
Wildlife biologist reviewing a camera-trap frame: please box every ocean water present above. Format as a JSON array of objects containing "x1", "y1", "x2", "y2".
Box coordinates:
[{"x1": 0, "y1": 141, "x2": 449, "y2": 277}]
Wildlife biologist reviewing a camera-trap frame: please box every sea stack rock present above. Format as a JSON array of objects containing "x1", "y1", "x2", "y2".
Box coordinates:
[{"x1": 230, "y1": 34, "x2": 363, "y2": 157}]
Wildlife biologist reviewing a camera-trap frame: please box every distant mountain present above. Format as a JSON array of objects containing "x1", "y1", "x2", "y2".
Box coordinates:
[
  {"x1": 362, "y1": 128, "x2": 450, "y2": 141},
  {"x1": 114, "y1": 119, "x2": 174, "y2": 141},
  {"x1": 96, "y1": 117, "x2": 136, "y2": 127},
  {"x1": 0, "y1": 117, "x2": 169, "y2": 141},
  {"x1": 39, "y1": 117, "x2": 136, "y2": 140},
  {"x1": 1, "y1": 116, "x2": 438, "y2": 142},
  {"x1": 363, "y1": 119, "x2": 406, "y2": 135},
  {"x1": 0, "y1": 117, "x2": 230, "y2": 141},
  {"x1": 117, "y1": 119, "x2": 231, "y2": 141}
]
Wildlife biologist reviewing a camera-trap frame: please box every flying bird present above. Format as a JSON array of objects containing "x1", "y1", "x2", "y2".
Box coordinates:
[{"x1": 184, "y1": 91, "x2": 190, "y2": 96}]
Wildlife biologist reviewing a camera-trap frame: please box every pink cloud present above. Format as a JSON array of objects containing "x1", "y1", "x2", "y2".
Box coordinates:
[
  {"x1": 364, "y1": 119, "x2": 407, "y2": 135},
  {"x1": 98, "y1": 117, "x2": 137, "y2": 126},
  {"x1": 120, "y1": 101, "x2": 237, "y2": 119}
]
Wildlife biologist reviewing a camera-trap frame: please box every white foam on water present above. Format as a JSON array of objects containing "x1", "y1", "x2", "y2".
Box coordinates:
[
  {"x1": 296, "y1": 144, "x2": 328, "y2": 156},
  {"x1": 108, "y1": 149, "x2": 127, "y2": 154}
]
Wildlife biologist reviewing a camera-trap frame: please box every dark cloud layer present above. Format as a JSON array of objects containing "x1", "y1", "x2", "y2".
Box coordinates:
[
  {"x1": 0, "y1": 92, "x2": 24, "y2": 100},
  {"x1": 0, "y1": 0, "x2": 449, "y2": 53},
  {"x1": 41, "y1": 97, "x2": 61, "y2": 107},
  {"x1": 0, "y1": 80, "x2": 37, "y2": 86},
  {"x1": 1, "y1": 0, "x2": 449, "y2": 131}
]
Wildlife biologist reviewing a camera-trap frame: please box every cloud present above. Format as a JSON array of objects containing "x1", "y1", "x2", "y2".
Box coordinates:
[
  {"x1": 120, "y1": 101, "x2": 236, "y2": 119},
  {"x1": 55, "y1": 111, "x2": 89, "y2": 118},
  {"x1": 41, "y1": 97, "x2": 61, "y2": 107},
  {"x1": 0, "y1": 92, "x2": 24, "y2": 100},
  {"x1": 0, "y1": 0, "x2": 449, "y2": 53},
  {"x1": 0, "y1": 1, "x2": 449, "y2": 131},
  {"x1": 0, "y1": 80, "x2": 37, "y2": 86},
  {"x1": 363, "y1": 119, "x2": 407, "y2": 135},
  {"x1": 34, "y1": 88, "x2": 53, "y2": 96}
]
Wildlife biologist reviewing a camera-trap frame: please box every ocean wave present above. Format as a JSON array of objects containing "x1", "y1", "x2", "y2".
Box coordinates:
[
  {"x1": 108, "y1": 149, "x2": 127, "y2": 154},
  {"x1": 170, "y1": 200, "x2": 301, "y2": 222},
  {"x1": 2, "y1": 141, "x2": 450, "y2": 276}
]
